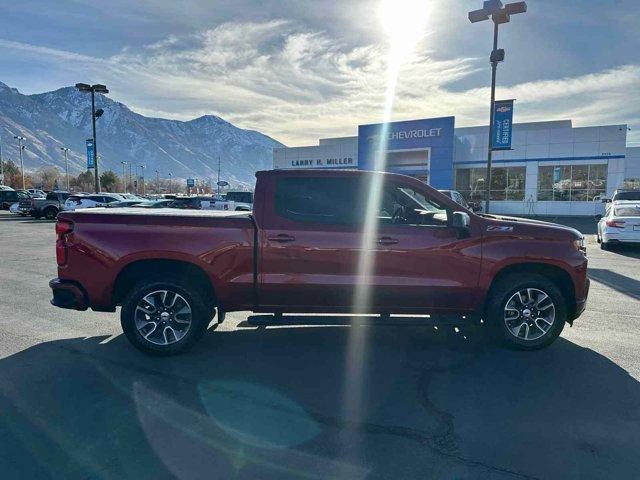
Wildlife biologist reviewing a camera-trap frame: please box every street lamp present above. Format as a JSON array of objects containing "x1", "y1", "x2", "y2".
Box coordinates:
[
  {"x1": 120, "y1": 161, "x2": 127, "y2": 193},
  {"x1": 60, "y1": 147, "x2": 70, "y2": 191},
  {"x1": 468, "y1": 0, "x2": 527, "y2": 213},
  {"x1": 155, "y1": 169, "x2": 160, "y2": 194},
  {"x1": 75, "y1": 83, "x2": 109, "y2": 193},
  {"x1": 168, "y1": 172, "x2": 173, "y2": 194},
  {"x1": 139, "y1": 164, "x2": 146, "y2": 195},
  {"x1": 13, "y1": 135, "x2": 26, "y2": 190}
]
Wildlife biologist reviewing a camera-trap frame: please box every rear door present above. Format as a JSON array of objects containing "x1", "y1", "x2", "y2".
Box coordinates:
[{"x1": 258, "y1": 175, "x2": 365, "y2": 310}]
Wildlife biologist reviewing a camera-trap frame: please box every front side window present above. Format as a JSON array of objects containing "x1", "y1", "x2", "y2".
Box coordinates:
[{"x1": 380, "y1": 184, "x2": 448, "y2": 226}]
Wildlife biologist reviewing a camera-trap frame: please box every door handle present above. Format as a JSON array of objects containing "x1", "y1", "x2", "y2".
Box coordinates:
[
  {"x1": 378, "y1": 237, "x2": 399, "y2": 246},
  {"x1": 268, "y1": 234, "x2": 296, "y2": 243}
]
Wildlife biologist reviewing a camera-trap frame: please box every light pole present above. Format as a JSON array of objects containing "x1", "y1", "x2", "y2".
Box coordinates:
[
  {"x1": 128, "y1": 163, "x2": 133, "y2": 194},
  {"x1": 121, "y1": 161, "x2": 127, "y2": 193},
  {"x1": 168, "y1": 172, "x2": 172, "y2": 194},
  {"x1": 60, "y1": 147, "x2": 70, "y2": 191},
  {"x1": 139, "y1": 164, "x2": 146, "y2": 195},
  {"x1": 468, "y1": 0, "x2": 526, "y2": 213},
  {"x1": 155, "y1": 169, "x2": 160, "y2": 194},
  {"x1": 217, "y1": 155, "x2": 221, "y2": 196},
  {"x1": 75, "y1": 83, "x2": 108, "y2": 193},
  {"x1": 13, "y1": 136, "x2": 26, "y2": 190}
]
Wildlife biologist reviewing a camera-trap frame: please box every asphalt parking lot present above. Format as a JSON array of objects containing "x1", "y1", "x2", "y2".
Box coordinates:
[{"x1": 0, "y1": 211, "x2": 639, "y2": 479}]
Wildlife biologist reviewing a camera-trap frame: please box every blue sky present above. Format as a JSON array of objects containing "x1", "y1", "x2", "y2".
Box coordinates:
[{"x1": 0, "y1": 0, "x2": 638, "y2": 145}]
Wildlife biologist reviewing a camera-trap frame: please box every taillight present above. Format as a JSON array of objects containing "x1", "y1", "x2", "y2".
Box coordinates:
[
  {"x1": 606, "y1": 219, "x2": 625, "y2": 228},
  {"x1": 55, "y1": 220, "x2": 74, "y2": 266}
]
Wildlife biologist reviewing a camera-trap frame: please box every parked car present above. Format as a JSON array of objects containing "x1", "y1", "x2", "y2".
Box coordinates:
[
  {"x1": 0, "y1": 185, "x2": 14, "y2": 191},
  {"x1": 165, "y1": 196, "x2": 208, "y2": 209},
  {"x1": 50, "y1": 169, "x2": 589, "y2": 356},
  {"x1": 438, "y1": 189, "x2": 481, "y2": 212},
  {"x1": 0, "y1": 189, "x2": 30, "y2": 210},
  {"x1": 136, "y1": 199, "x2": 175, "y2": 209},
  {"x1": 27, "y1": 189, "x2": 46, "y2": 198},
  {"x1": 225, "y1": 191, "x2": 254, "y2": 204},
  {"x1": 596, "y1": 202, "x2": 640, "y2": 249},
  {"x1": 64, "y1": 193, "x2": 124, "y2": 211},
  {"x1": 602, "y1": 189, "x2": 640, "y2": 203},
  {"x1": 19, "y1": 191, "x2": 70, "y2": 219},
  {"x1": 105, "y1": 200, "x2": 148, "y2": 208}
]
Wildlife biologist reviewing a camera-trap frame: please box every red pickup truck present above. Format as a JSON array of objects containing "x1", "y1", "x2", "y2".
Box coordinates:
[{"x1": 50, "y1": 169, "x2": 589, "y2": 355}]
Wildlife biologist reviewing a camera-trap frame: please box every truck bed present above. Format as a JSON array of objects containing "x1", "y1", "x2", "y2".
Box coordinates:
[{"x1": 56, "y1": 207, "x2": 256, "y2": 312}]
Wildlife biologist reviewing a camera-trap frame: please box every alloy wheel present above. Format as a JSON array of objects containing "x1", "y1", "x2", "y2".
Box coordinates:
[
  {"x1": 503, "y1": 288, "x2": 556, "y2": 341},
  {"x1": 134, "y1": 290, "x2": 192, "y2": 346}
]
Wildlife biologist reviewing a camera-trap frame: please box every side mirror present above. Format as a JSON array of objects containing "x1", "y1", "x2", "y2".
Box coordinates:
[
  {"x1": 452, "y1": 211, "x2": 471, "y2": 235},
  {"x1": 601, "y1": 198, "x2": 611, "y2": 203},
  {"x1": 594, "y1": 214, "x2": 603, "y2": 221}
]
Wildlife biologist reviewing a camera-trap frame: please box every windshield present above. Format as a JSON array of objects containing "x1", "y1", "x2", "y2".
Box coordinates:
[{"x1": 614, "y1": 206, "x2": 640, "y2": 217}]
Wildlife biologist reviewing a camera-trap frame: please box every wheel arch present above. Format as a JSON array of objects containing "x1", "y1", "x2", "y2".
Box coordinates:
[
  {"x1": 486, "y1": 262, "x2": 576, "y2": 324},
  {"x1": 112, "y1": 259, "x2": 217, "y2": 308}
]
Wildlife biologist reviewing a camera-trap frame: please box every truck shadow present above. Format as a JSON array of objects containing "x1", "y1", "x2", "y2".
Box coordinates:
[
  {"x1": 0, "y1": 326, "x2": 638, "y2": 479},
  {"x1": 589, "y1": 267, "x2": 640, "y2": 301}
]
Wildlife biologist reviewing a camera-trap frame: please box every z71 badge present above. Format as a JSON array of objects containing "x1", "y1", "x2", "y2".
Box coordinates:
[{"x1": 487, "y1": 225, "x2": 514, "y2": 232}]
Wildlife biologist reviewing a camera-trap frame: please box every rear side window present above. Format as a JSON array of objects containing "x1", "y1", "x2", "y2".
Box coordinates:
[
  {"x1": 275, "y1": 177, "x2": 361, "y2": 225},
  {"x1": 46, "y1": 193, "x2": 57, "y2": 200}
]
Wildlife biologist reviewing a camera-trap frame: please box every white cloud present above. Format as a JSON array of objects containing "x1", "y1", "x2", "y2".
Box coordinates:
[{"x1": 1, "y1": 20, "x2": 638, "y2": 145}]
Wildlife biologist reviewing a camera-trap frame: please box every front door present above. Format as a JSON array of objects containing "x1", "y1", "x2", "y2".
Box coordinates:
[{"x1": 369, "y1": 179, "x2": 483, "y2": 312}]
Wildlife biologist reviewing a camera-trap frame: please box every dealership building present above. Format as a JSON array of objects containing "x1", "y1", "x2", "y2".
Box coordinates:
[{"x1": 273, "y1": 116, "x2": 639, "y2": 216}]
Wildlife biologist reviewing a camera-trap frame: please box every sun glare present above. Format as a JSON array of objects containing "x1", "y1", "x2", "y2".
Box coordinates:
[{"x1": 379, "y1": 0, "x2": 429, "y2": 61}]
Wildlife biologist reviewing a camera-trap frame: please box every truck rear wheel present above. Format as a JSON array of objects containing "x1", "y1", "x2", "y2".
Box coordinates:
[
  {"x1": 486, "y1": 274, "x2": 566, "y2": 350},
  {"x1": 44, "y1": 207, "x2": 58, "y2": 220},
  {"x1": 121, "y1": 278, "x2": 212, "y2": 355}
]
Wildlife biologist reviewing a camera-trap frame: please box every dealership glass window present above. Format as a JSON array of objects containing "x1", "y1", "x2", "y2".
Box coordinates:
[
  {"x1": 455, "y1": 166, "x2": 525, "y2": 201},
  {"x1": 538, "y1": 164, "x2": 607, "y2": 201}
]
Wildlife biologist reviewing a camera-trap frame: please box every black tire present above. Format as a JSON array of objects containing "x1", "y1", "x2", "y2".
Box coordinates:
[
  {"x1": 486, "y1": 273, "x2": 566, "y2": 350},
  {"x1": 43, "y1": 207, "x2": 58, "y2": 220},
  {"x1": 600, "y1": 241, "x2": 609, "y2": 250},
  {"x1": 120, "y1": 278, "x2": 213, "y2": 356}
]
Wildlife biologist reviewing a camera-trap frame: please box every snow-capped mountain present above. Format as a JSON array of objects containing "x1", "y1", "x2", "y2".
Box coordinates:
[{"x1": 0, "y1": 82, "x2": 283, "y2": 186}]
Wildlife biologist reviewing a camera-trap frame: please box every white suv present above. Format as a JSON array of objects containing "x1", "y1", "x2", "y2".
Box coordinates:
[{"x1": 64, "y1": 193, "x2": 124, "y2": 211}]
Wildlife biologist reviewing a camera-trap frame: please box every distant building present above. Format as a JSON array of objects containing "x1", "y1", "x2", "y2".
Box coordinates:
[{"x1": 274, "y1": 117, "x2": 638, "y2": 216}]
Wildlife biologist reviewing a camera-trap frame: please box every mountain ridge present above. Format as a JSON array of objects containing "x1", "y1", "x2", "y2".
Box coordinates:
[{"x1": 0, "y1": 82, "x2": 283, "y2": 186}]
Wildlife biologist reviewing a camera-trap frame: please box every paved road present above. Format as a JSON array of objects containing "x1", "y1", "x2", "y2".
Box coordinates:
[{"x1": 0, "y1": 211, "x2": 639, "y2": 479}]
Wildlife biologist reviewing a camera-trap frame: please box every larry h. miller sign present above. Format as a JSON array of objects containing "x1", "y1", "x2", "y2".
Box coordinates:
[{"x1": 492, "y1": 99, "x2": 514, "y2": 150}]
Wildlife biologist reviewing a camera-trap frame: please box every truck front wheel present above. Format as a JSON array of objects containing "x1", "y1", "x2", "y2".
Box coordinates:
[
  {"x1": 486, "y1": 274, "x2": 566, "y2": 350},
  {"x1": 121, "y1": 278, "x2": 212, "y2": 355}
]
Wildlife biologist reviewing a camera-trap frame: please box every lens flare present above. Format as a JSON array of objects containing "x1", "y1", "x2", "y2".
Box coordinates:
[{"x1": 341, "y1": 0, "x2": 429, "y2": 457}]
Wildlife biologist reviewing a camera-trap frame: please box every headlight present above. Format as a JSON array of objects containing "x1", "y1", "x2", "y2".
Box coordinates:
[{"x1": 573, "y1": 236, "x2": 586, "y2": 253}]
